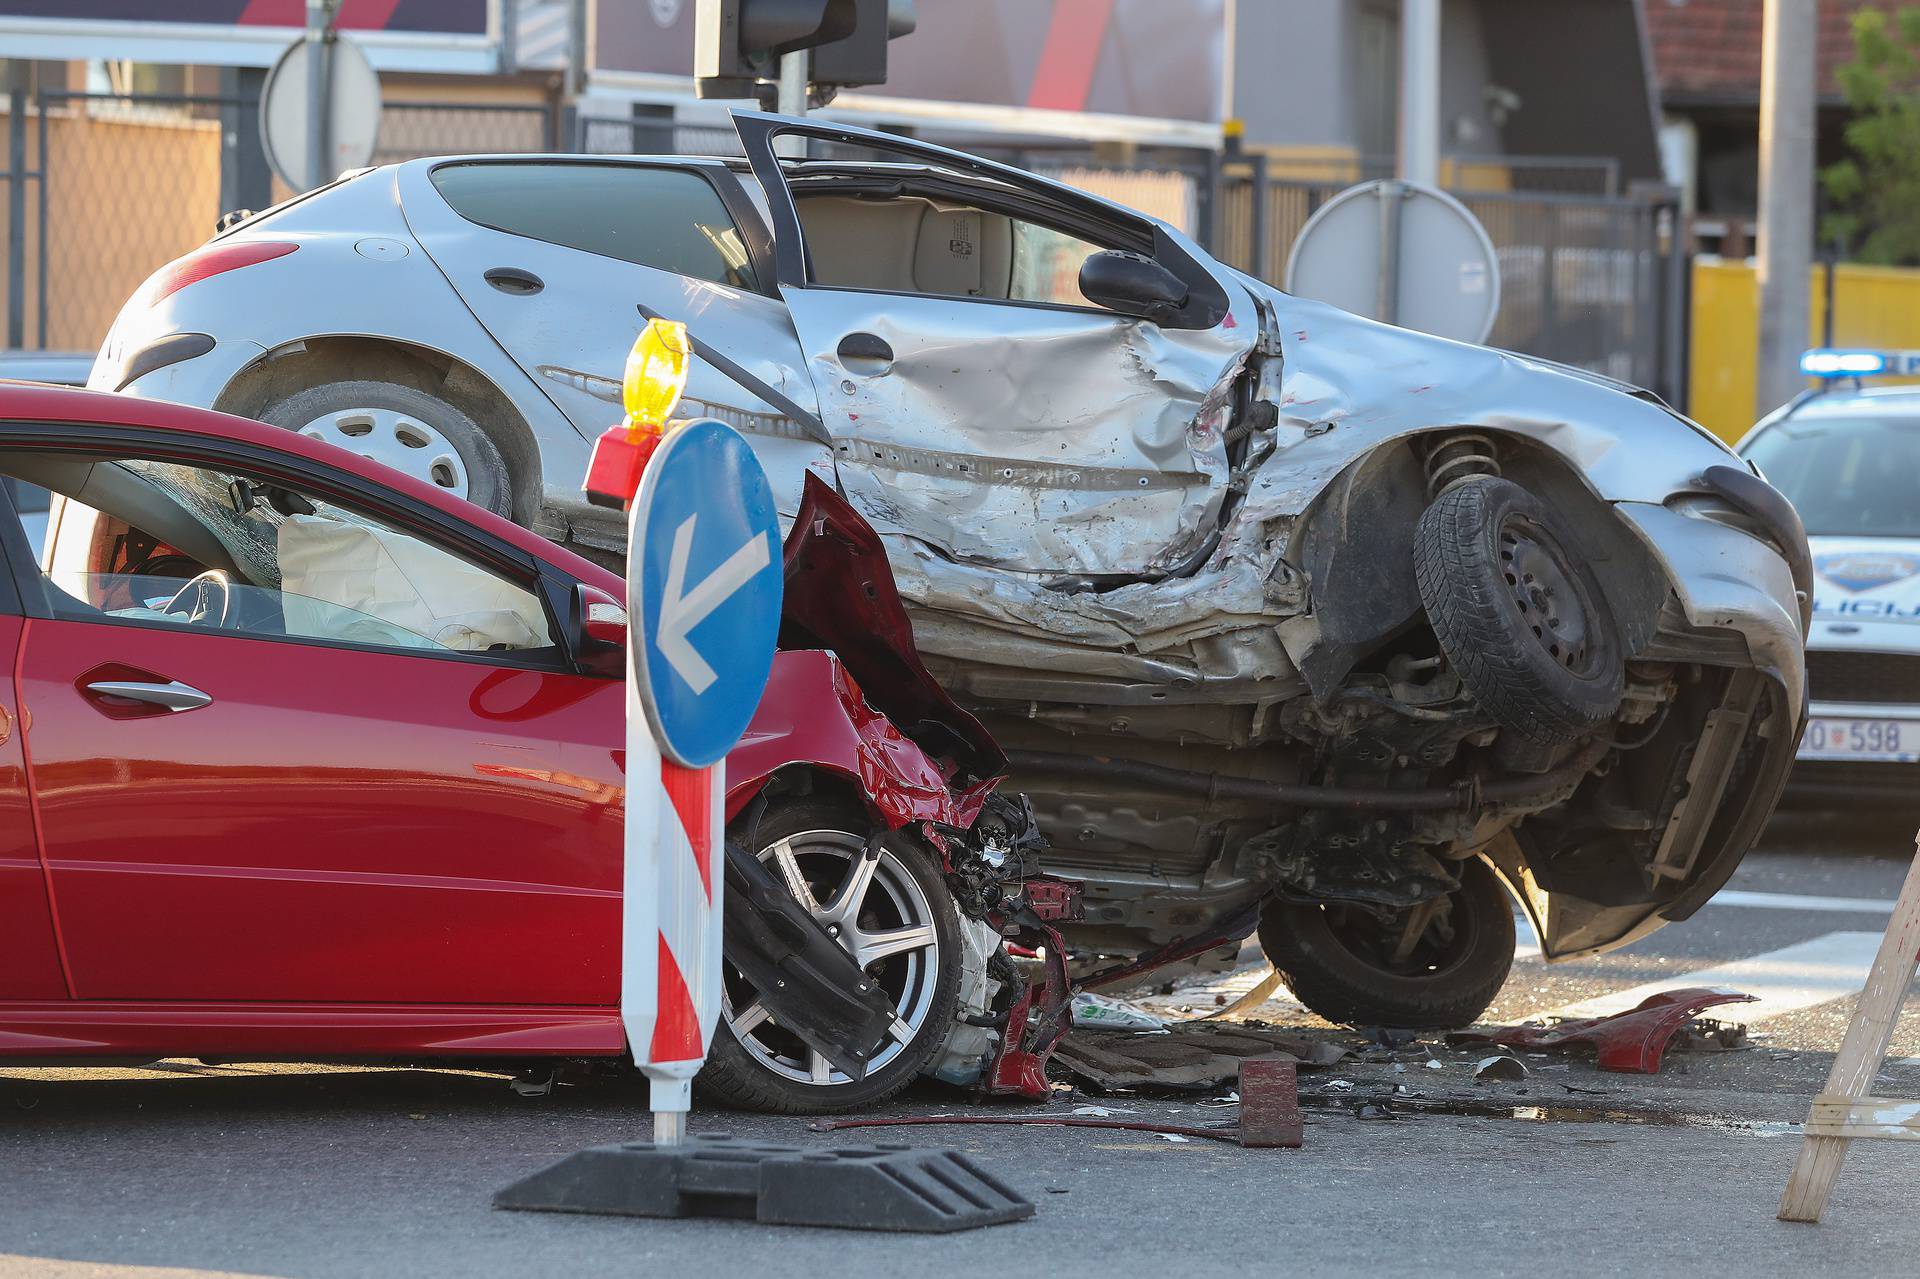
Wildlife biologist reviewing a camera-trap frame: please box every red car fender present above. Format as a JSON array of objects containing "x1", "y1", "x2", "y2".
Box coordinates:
[{"x1": 724, "y1": 649, "x2": 968, "y2": 831}]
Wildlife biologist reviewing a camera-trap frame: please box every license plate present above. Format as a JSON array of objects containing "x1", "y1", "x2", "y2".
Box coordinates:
[{"x1": 1798, "y1": 716, "x2": 1920, "y2": 762}]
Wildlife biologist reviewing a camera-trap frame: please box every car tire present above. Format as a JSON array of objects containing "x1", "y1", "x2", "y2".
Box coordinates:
[
  {"x1": 1258, "y1": 857, "x2": 1516, "y2": 1029},
  {"x1": 697, "y1": 795, "x2": 962, "y2": 1114},
  {"x1": 1413, "y1": 475, "x2": 1624, "y2": 744},
  {"x1": 258, "y1": 380, "x2": 512, "y2": 517}
]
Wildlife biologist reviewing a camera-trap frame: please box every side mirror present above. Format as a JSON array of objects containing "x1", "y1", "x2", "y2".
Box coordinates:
[
  {"x1": 569, "y1": 583, "x2": 628, "y2": 678},
  {"x1": 1078, "y1": 250, "x2": 1189, "y2": 323}
]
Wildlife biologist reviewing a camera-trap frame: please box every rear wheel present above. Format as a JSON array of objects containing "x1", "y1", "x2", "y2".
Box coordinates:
[
  {"x1": 1258, "y1": 857, "x2": 1515, "y2": 1028},
  {"x1": 697, "y1": 796, "x2": 961, "y2": 1113},
  {"x1": 258, "y1": 380, "x2": 511, "y2": 516}
]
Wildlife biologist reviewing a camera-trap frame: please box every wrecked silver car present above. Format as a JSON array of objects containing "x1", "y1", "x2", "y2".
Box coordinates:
[{"x1": 99, "y1": 110, "x2": 1808, "y2": 1029}]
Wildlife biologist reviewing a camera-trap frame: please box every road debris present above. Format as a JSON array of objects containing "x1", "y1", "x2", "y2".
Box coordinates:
[
  {"x1": 1448, "y1": 988, "x2": 1757, "y2": 1074},
  {"x1": 1071, "y1": 992, "x2": 1170, "y2": 1032},
  {"x1": 1473, "y1": 1054, "x2": 1529, "y2": 1082},
  {"x1": 1052, "y1": 1024, "x2": 1345, "y2": 1094},
  {"x1": 1237, "y1": 1060, "x2": 1304, "y2": 1148}
]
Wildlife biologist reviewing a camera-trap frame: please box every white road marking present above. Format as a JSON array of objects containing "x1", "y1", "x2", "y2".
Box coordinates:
[
  {"x1": 1707, "y1": 888, "x2": 1898, "y2": 914},
  {"x1": 1540, "y1": 931, "x2": 1894, "y2": 1024}
]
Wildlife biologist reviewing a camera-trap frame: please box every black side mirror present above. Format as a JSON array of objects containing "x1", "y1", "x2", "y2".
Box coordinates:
[{"x1": 1078, "y1": 250, "x2": 1189, "y2": 323}]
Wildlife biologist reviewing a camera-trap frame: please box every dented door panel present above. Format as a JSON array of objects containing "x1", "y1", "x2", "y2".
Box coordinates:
[{"x1": 782, "y1": 285, "x2": 1251, "y2": 575}]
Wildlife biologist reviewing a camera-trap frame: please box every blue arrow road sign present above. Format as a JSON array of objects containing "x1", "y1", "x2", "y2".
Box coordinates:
[{"x1": 628, "y1": 418, "x2": 783, "y2": 768}]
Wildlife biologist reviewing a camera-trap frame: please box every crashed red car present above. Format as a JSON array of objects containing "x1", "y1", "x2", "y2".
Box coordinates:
[{"x1": 0, "y1": 385, "x2": 1049, "y2": 1112}]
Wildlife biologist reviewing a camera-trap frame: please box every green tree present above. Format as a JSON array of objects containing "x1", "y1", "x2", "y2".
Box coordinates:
[{"x1": 1824, "y1": 5, "x2": 1920, "y2": 264}]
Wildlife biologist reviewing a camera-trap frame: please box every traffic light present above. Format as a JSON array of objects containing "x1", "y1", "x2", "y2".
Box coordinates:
[
  {"x1": 810, "y1": 0, "x2": 916, "y2": 90},
  {"x1": 695, "y1": 0, "x2": 856, "y2": 97},
  {"x1": 694, "y1": 0, "x2": 915, "y2": 100}
]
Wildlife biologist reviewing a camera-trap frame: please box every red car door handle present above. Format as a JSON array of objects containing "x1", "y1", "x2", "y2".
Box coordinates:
[{"x1": 84, "y1": 680, "x2": 213, "y2": 713}]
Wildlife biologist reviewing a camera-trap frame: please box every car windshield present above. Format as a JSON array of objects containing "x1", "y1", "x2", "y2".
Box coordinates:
[{"x1": 1743, "y1": 413, "x2": 1920, "y2": 537}]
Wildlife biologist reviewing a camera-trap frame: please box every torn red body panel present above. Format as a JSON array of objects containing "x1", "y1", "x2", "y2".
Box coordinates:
[
  {"x1": 725, "y1": 649, "x2": 969, "y2": 830},
  {"x1": 726, "y1": 475, "x2": 1010, "y2": 834},
  {"x1": 1451, "y1": 987, "x2": 1757, "y2": 1074}
]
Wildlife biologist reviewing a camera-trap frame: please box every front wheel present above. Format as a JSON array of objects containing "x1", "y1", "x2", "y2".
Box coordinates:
[
  {"x1": 697, "y1": 796, "x2": 961, "y2": 1113},
  {"x1": 1258, "y1": 857, "x2": 1515, "y2": 1029}
]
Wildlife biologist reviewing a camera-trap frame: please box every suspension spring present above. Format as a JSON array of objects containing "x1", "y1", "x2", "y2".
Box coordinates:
[{"x1": 1424, "y1": 433, "x2": 1502, "y2": 499}]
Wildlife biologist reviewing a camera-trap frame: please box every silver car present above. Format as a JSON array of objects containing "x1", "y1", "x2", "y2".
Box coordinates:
[{"x1": 97, "y1": 110, "x2": 1806, "y2": 1046}]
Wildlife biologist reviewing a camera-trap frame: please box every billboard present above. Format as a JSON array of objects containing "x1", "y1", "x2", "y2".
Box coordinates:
[
  {"x1": 0, "y1": 0, "x2": 497, "y2": 73},
  {"x1": 593, "y1": 0, "x2": 1228, "y2": 136}
]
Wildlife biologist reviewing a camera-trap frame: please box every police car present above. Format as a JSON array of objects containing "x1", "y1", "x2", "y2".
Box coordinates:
[{"x1": 1740, "y1": 348, "x2": 1920, "y2": 807}]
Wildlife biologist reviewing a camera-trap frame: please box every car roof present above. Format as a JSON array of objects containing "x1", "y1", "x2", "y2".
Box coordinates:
[
  {"x1": 0, "y1": 383, "x2": 620, "y2": 592},
  {"x1": 1781, "y1": 385, "x2": 1920, "y2": 421}
]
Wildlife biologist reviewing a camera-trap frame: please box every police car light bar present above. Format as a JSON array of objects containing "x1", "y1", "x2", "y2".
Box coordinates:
[{"x1": 1800, "y1": 348, "x2": 1920, "y2": 378}]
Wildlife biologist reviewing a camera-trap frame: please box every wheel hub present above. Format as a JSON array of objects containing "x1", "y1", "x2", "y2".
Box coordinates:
[
  {"x1": 297, "y1": 407, "x2": 469, "y2": 499},
  {"x1": 722, "y1": 830, "x2": 941, "y2": 1088},
  {"x1": 1498, "y1": 517, "x2": 1592, "y2": 672}
]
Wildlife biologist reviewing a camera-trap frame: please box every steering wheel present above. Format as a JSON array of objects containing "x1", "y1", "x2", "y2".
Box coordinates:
[{"x1": 162, "y1": 570, "x2": 233, "y2": 628}]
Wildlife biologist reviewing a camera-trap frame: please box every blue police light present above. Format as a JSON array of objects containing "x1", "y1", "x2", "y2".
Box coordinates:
[
  {"x1": 1801, "y1": 349, "x2": 1888, "y2": 378},
  {"x1": 1800, "y1": 348, "x2": 1920, "y2": 378}
]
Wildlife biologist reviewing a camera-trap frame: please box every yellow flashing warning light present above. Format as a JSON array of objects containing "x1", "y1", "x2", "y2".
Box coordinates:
[{"x1": 622, "y1": 318, "x2": 690, "y2": 437}]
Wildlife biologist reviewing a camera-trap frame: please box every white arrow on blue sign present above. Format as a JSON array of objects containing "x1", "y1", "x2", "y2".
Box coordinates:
[{"x1": 628, "y1": 418, "x2": 783, "y2": 768}]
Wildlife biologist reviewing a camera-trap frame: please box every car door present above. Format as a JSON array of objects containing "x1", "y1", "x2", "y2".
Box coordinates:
[
  {"x1": 0, "y1": 428, "x2": 626, "y2": 1008},
  {"x1": 399, "y1": 156, "x2": 832, "y2": 516},
  {"x1": 0, "y1": 481, "x2": 68, "y2": 1001},
  {"x1": 732, "y1": 111, "x2": 1259, "y2": 577}
]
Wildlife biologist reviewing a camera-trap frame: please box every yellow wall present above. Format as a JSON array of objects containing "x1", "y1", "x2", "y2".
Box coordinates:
[{"x1": 1690, "y1": 257, "x2": 1920, "y2": 443}]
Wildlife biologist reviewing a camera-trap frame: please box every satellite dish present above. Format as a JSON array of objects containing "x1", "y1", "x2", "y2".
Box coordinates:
[
  {"x1": 1285, "y1": 179, "x2": 1502, "y2": 345},
  {"x1": 261, "y1": 33, "x2": 382, "y2": 191}
]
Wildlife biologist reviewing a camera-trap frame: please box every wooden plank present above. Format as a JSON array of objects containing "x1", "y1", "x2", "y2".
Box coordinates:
[
  {"x1": 1804, "y1": 1094, "x2": 1920, "y2": 1141},
  {"x1": 1779, "y1": 836, "x2": 1920, "y2": 1223}
]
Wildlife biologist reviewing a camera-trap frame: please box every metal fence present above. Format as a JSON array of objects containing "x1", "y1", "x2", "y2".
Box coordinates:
[
  {"x1": 1213, "y1": 167, "x2": 1688, "y2": 407},
  {"x1": 0, "y1": 89, "x2": 557, "y2": 352},
  {"x1": 4, "y1": 91, "x2": 1684, "y2": 410}
]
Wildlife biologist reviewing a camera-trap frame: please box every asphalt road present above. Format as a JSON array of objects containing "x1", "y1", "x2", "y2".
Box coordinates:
[{"x1": 4, "y1": 821, "x2": 1918, "y2": 1279}]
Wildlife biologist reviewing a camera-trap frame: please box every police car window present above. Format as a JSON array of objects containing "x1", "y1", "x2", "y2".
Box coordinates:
[
  {"x1": 1744, "y1": 416, "x2": 1920, "y2": 537},
  {"x1": 431, "y1": 162, "x2": 758, "y2": 290}
]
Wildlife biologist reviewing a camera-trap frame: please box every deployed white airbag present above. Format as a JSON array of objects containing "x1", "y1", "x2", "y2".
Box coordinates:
[{"x1": 277, "y1": 514, "x2": 548, "y2": 651}]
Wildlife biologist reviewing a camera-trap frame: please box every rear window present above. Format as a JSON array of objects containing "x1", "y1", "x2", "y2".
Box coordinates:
[{"x1": 430, "y1": 162, "x2": 758, "y2": 291}]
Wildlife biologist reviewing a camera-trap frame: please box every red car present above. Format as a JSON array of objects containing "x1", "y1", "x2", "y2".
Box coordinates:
[{"x1": 0, "y1": 384, "x2": 1038, "y2": 1113}]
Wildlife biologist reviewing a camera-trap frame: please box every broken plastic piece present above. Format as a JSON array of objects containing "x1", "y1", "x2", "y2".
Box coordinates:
[
  {"x1": 1473, "y1": 1054, "x2": 1529, "y2": 1082},
  {"x1": 1449, "y1": 987, "x2": 1757, "y2": 1074}
]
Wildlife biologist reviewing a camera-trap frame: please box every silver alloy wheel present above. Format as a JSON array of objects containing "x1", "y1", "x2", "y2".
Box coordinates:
[
  {"x1": 722, "y1": 828, "x2": 942, "y2": 1087},
  {"x1": 297, "y1": 407, "x2": 470, "y2": 498}
]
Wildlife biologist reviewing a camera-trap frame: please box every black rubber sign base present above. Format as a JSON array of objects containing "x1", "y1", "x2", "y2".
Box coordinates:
[{"x1": 493, "y1": 1135, "x2": 1034, "y2": 1233}]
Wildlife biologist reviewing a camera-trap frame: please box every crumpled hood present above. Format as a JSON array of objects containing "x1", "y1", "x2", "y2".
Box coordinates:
[{"x1": 1243, "y1": 290, "x2": 1743, "y2": 522}]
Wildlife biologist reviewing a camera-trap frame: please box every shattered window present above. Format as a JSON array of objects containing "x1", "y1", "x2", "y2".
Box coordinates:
[{"x1": 6, "y1": 449, "x2": 559, "y2": 661}]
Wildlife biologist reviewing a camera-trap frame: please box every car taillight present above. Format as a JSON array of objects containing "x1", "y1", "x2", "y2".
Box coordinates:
[{"x1": 136, "y1": 241, "x2": 298, "y2": 307}]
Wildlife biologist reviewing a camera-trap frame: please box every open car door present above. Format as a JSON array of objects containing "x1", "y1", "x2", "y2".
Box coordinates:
[{"x1": 732, "y1": 110, "x2": 1258, "y2": 578}]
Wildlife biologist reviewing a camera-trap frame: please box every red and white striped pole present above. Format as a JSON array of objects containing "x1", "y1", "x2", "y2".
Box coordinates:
[
  {"x1": 584, "y1": 318, "x2": 726, "y2": 1148},
  {"x1": 620, "y1": 631, "x2": 724, "y2": 1145}
]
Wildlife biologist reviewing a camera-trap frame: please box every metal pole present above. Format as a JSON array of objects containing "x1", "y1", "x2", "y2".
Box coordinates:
[
  {"x1": 776, "y1": 50, "x2": 808, "y2": 116},
  {"x1": 7, "y1": 89, "x2": 24, "y2": 349},
  {"x1": 1398, "y1": 0, "x2": 1441, "y2": 186},
  {"x1": 1248, "y1": 151, "x2": 1270, "y2": 282},
  {"x1": 1756, "y1": 0, "x2": 1817, "y2": 416},
  {"x1": 304, "y1": 0, "x2": 335, "y2": 190},
  {"x1": 775, "y1": 50, "x2": 807, "y2": 158}
]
